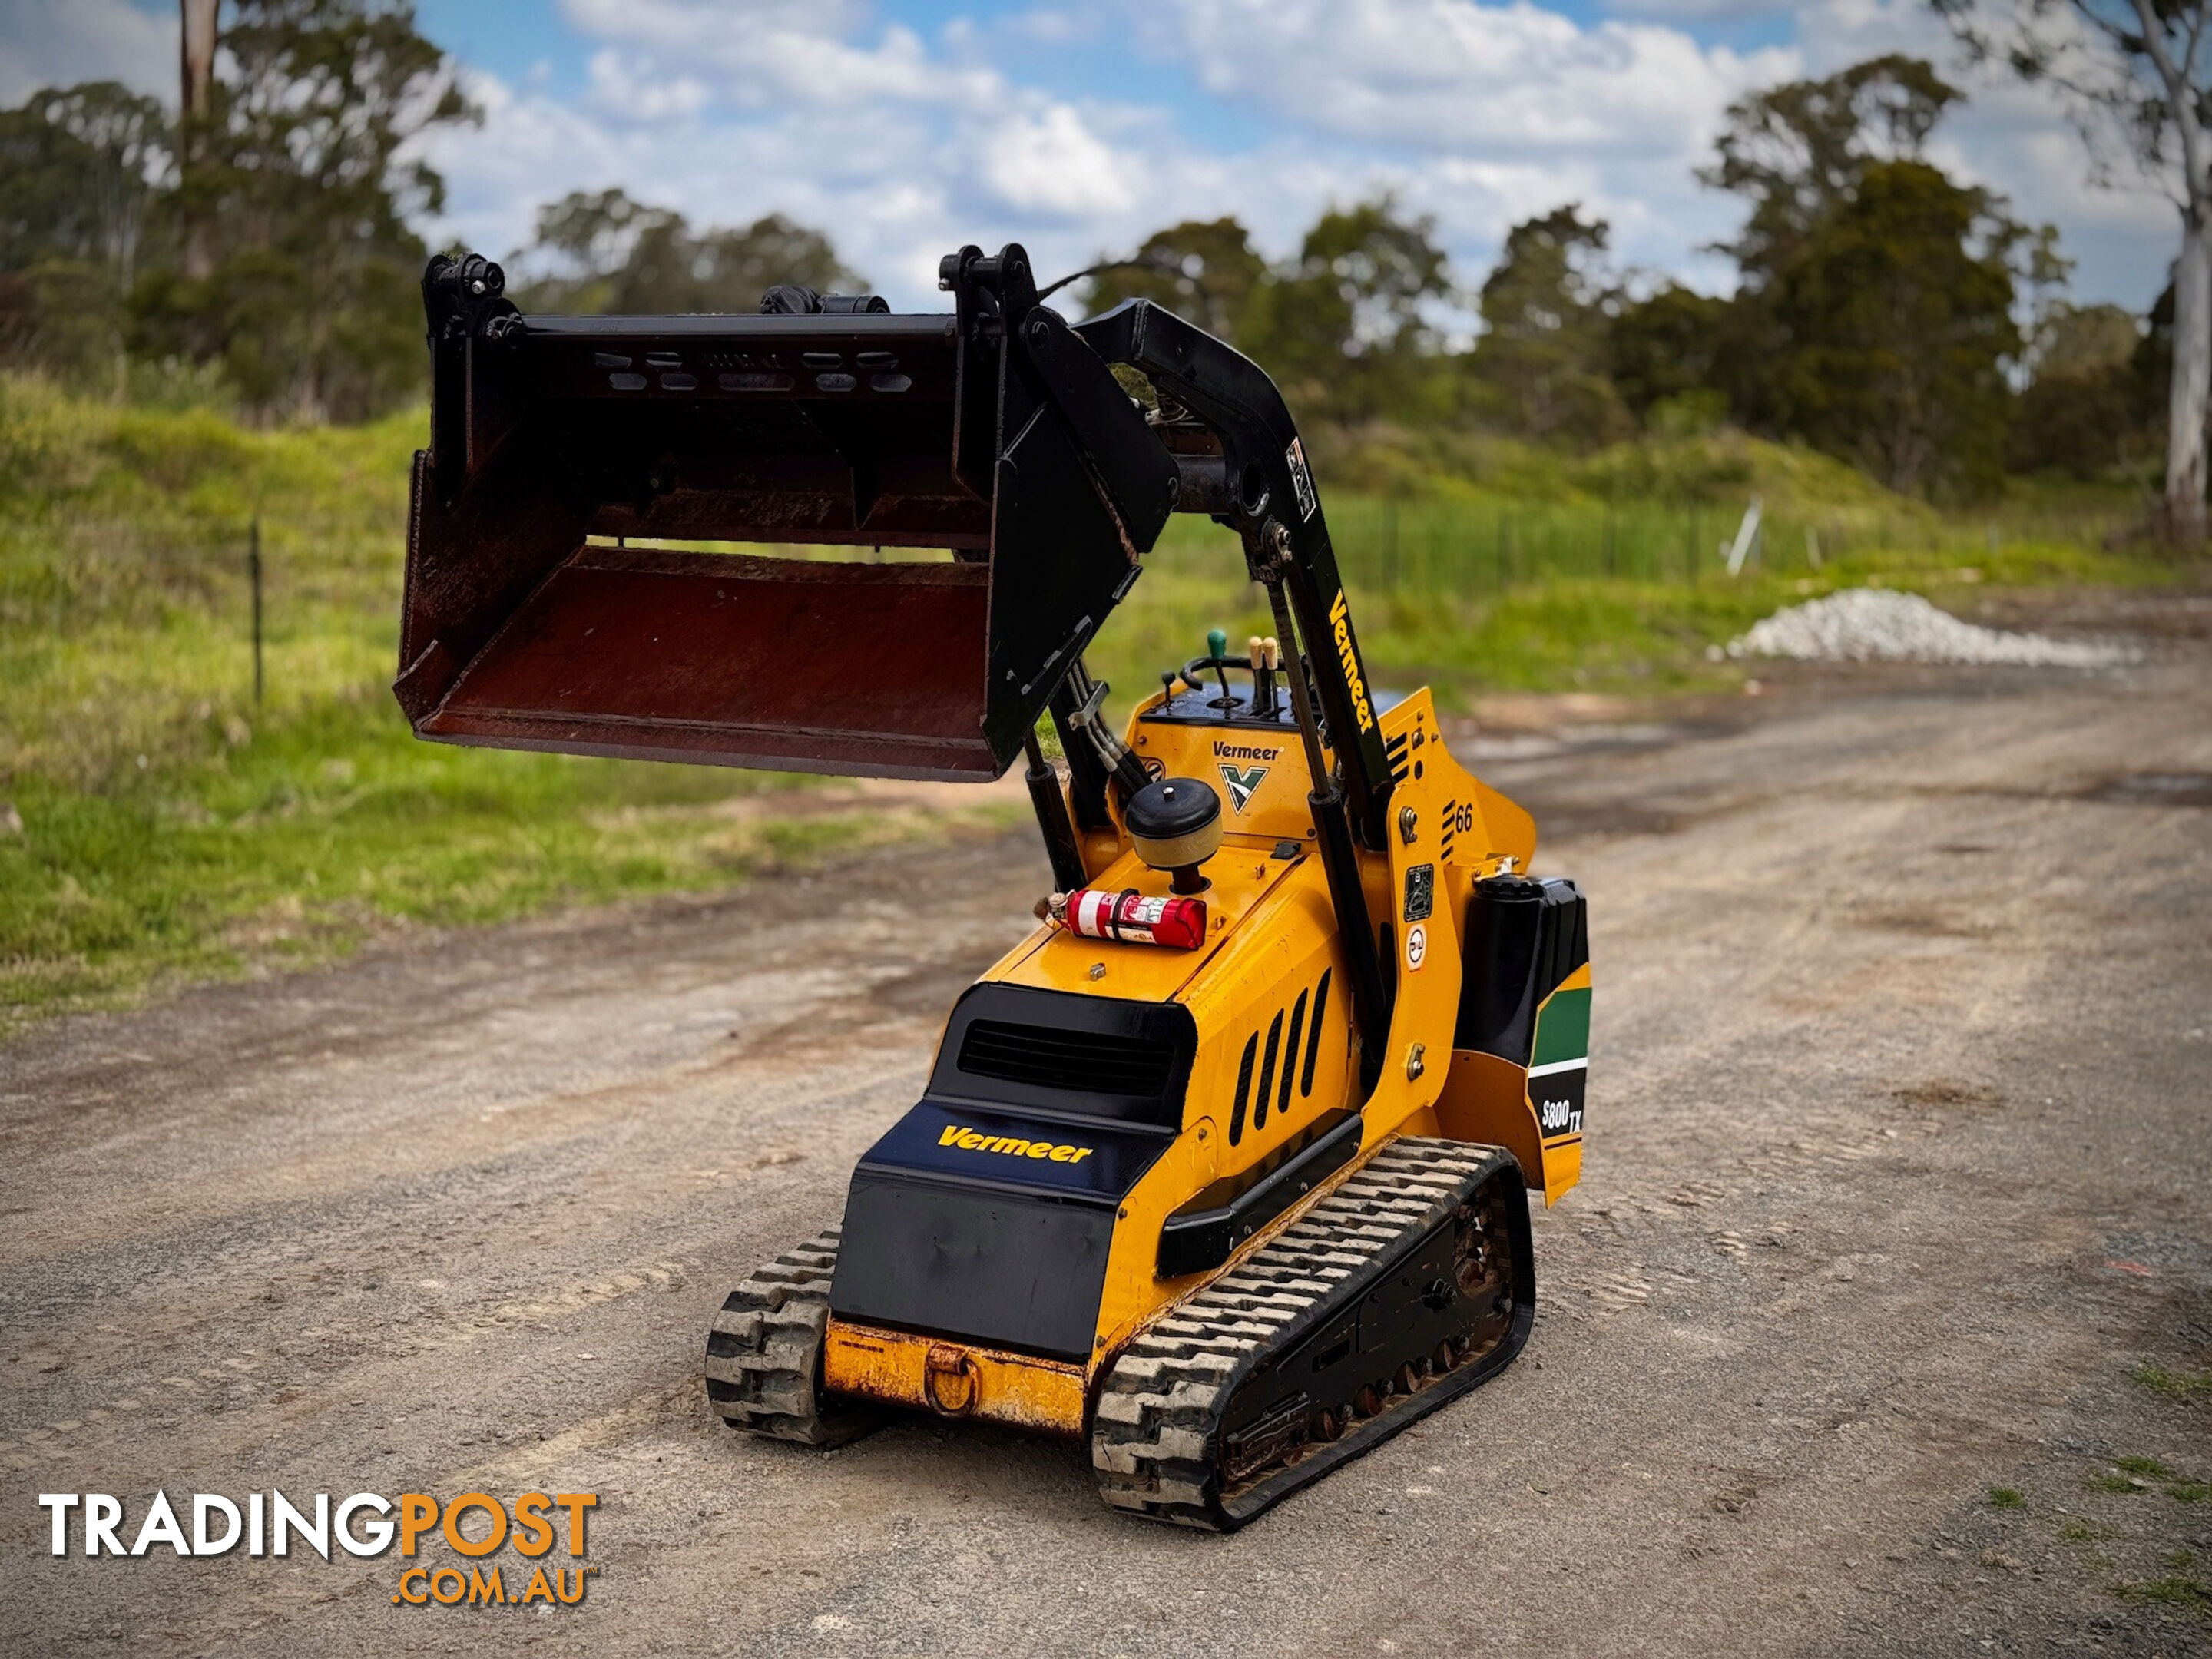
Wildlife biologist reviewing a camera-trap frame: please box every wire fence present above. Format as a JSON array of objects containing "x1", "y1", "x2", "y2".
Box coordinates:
[
  {"x1": 0, "y1": 493, "x2": 2137, "y2": 668},
  {"x1": 0, "y1": 508, "x2": 402, "y2": 637},
  {"x1": 1316, "y1": 495, "x2": 2131, "y2": 596}
]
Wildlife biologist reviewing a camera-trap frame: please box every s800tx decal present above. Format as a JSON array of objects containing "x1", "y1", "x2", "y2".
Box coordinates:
[{"x1": 1528, "y1": 1059, "x2": 1586, "y2": 1137}]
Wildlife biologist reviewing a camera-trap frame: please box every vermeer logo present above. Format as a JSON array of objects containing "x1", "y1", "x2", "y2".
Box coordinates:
[
  {"x1": 1328, "y1": 590, "x2": 1374, "y2": 733},
  {"x1": 1219, "y1": 764, "x2": 1267, "y2": 812},
  {"x1": 938, "y1": 1125, "x2": 1094, "y2": 1164}
]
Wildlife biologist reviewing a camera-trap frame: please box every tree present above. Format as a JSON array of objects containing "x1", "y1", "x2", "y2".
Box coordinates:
[
  {"x1": 2011, "y1": 301, "x2": 2156, "y2": 476},
  {"x1": 179, "y1": 0, "x2": 220, "y2": 281},
  {"x1": 511, "y1": 189, "x2": 858, "y2": 314},
  {"x1": 1241, "y1": 197, "x2": 1452, "y2": 424},
  {"x1": 1770, "y1": 160, "x2": 2023, "y2": 496},
  {"x1": 1933, "y1": 0, "x2": 2212, "y2": 541},
  {"x1": 1693, "y1": 55, "x2": 2052, "y2": 495},
  {"x1": 0, "y1": 82, "x2": 170, "y2": 380},
  {"x1": 1078, "y1": 217, "x2": 1268, "y2": 344},
  {"x1": 1470, "y1": 205, "x2": 1630, "y2": 446},
  {"x1": 1700, "y1": 55, "x2": 1969, "y2": 436},
  {"x1": 1704, "y1": 55, "x2": 1962, "y2": 286},
  {"x1": 1607, "y1": 284, "x2": 1733, "y2": 422},
  {"x1": 135, "y1": 0, "x2": 476, "y2": 419},
  {"x1": 2033, "y1": 299, "x2": 2145, "y2": 376}
]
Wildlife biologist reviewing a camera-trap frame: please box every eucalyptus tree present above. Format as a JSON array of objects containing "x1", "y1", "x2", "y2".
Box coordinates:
[{"x1": 1936, "y1": 0, "x2": 2212, "y2": 541}]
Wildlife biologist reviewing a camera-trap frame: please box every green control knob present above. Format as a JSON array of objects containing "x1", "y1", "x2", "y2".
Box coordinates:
[{"x1": 1206, "y1": 627, "x2": 1228, "y2": 664}]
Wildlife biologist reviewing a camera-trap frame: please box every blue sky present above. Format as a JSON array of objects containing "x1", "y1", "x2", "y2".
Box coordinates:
[{"x1": 2, "y1": 0, "x2": 2173, "y2": 316}]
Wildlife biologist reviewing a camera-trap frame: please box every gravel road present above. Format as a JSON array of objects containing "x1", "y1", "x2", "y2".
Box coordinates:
[{"x1": 4, "y1": 602, "x2": 2209, "y2": 1657}]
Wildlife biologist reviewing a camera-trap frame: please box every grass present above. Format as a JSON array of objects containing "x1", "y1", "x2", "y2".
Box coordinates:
[
  {"x1": 0, "y1": 376, "x2": 2179, "y2": 1035},
  {"x1": 2136, "y1": 1363, "x2": 2212, "y2": 1402},
  {"x1": 1089, "y1": 497, "x2": 2174, "y2": 716},
  {"x1": 2084, "y1": 1457, "x2": 2210, "y2": 1504},
  {"x1": 1988, "y1": 1487, "x2": 2026, "y2": 1510},
  {"x1": 0, "y1": 699, "x2": 1018, "y2": 1028},
  {"x1": 2113, "y1": 1571, "x2": 2210, "y2": 1615},
  {"x1": 0, "y1": 379, "x2": 1022, "y2": 1031}
]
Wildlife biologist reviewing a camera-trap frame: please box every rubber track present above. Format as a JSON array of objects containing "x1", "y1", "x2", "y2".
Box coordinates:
[
  {"x1": 1091, "y1": 1137, "x2": 1524, "y2": 1530},
  {"x1": 704, "y1": 1228, "x2": 883, "y2": 1448}
]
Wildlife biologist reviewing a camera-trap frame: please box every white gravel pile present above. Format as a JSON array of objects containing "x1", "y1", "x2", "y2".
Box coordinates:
[{"x1": 1728, "y1": 588, "x2": 2136, "y2": 668}]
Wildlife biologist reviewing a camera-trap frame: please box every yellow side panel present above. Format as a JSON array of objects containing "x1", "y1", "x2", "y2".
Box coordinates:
[
  {"x1": 993, "y1": 842, "x2": 1312, "y2": 1005},
  {"x1": 1128, "y1": 712, "x2": 1324, "y2": 849},
  {"x1": 1088, "y1": 1115, "x2": 1230, "y2": 1363},
  {"x1": 1356, "y1": 690, "x2": 1502, "y2": 1150},
  {"x1": 1432, "y1": 1049, "x2": 1548, "y2": 1192},
  {"x1": 1099, "y1": 902, "x2": 1356, "y2": 1339}
]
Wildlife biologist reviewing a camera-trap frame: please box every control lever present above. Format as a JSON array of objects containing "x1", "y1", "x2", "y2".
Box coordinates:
[{"x1": 1065, "y1": 661, "x2": 1150, "y2": 801}]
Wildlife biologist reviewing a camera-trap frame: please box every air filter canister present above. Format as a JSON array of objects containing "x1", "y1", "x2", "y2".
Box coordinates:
[{"x1": 1060, "y1": 888, "x2": 1208, "y2": 950}]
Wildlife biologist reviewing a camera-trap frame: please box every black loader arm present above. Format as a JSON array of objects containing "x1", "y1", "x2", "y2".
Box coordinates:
[
  {"x1": 399, "y1": 244, "x2": 1399, "y2": 1087},
  {"x1": 1072, "y1": 299, "x2": 1396, "y2": 848},
  {"x1": 1075, "y1": 298, "x2": 1397, "y2": 1081}
]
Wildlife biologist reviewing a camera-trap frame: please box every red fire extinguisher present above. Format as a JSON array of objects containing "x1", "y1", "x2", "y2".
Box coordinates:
[{"x1": 1050, "y1": 887, "x2": 1208, "y2": 951}]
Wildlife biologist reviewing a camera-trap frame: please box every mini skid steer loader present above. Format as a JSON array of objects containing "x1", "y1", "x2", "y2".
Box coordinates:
[{"x1": 399, "y1": 244, "x2": 1591, "y2": 1529}]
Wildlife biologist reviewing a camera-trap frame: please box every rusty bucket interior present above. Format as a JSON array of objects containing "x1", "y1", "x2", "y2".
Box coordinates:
[{"x1": 399, "y1": 303, "x2": 1139, "y2": 781}]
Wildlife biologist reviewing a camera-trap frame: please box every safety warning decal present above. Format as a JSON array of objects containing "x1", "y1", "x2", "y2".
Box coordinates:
[
  {"x1": 1286, "y1": 437, "x2": 1318, "y2": 521},
  {"x1": 1403, "y1": 863, "x2": 1434, "y2": 923}
]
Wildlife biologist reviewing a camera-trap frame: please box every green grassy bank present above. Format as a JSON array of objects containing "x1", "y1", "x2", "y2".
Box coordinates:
[{"x1": 0, "y1": 377, "x2": 2171, "y2": 1033}]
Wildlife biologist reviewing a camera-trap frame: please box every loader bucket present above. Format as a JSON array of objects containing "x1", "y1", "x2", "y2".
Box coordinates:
[{"x1": 398, "y1": 250, "x2": 1177, "y2": 782}]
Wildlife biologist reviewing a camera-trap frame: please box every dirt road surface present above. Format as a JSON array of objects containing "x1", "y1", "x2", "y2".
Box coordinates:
[{"x1": 5, "y1": 602, "x2": 2210, "y2": 1657}]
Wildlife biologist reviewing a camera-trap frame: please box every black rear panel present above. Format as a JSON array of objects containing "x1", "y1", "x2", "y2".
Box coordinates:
[
  {"x1": 833, "y1": 986, "x2": 1197, "y2": 1360},
  {"x1": 830, "y1": 1100, "x2": 1171, "y2": 1360},
  {"x1": 1455, "y1": 875, "x2": 1588, "y2": 1065},
  {"x1": 835, "y1": 1178, "x2": 1116, "y2": 1361}
]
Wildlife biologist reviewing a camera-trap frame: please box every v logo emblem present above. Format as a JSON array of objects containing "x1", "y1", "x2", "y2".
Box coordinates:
[{"x1": 1220, "y1": 763, "x2": 1268, "y2": 812}]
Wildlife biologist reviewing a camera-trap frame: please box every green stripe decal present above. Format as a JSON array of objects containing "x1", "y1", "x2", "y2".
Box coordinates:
[{"x1": 1530, "y1": 985, "x2": 1591, "y2": 1069}]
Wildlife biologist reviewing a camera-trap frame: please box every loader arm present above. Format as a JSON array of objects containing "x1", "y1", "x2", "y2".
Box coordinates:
[
  {"x1": 401, "y1": 243, "x2": 1397, "y2": 1084},
  {"x1": 1070, "y1": 299, "x2": 1396, "y2": 849}
]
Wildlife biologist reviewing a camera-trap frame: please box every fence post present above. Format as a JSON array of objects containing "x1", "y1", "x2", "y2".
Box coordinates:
[{"x1": 250, "y1": 516, "x2": 264, "y2": 707}]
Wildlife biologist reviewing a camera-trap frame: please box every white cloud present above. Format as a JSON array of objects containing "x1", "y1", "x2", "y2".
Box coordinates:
[
  {"x1": 558, "y1": 0, "x2": 988, "y2": 106},
  {"x1": 980, "y1": 103, "x2": 1138, "y2": 217},
  {"x1": 1604, "y1": 0, "x2": 1790, "y2": 17},
  {"x1": 584, "y1": 50, "x2": 711, "y2": 122},
  {"x1": 1151, "y1": 0, "x2": 1795, "y2": 157},
  {"x1": 0, "y1": 0, "x2": 2170, "y2": 311},
  {"x1": 0, "y1": 0, "x2": 174, "y2": 107}
]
